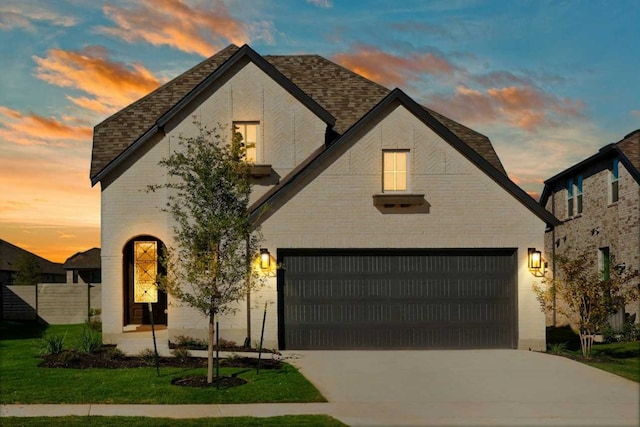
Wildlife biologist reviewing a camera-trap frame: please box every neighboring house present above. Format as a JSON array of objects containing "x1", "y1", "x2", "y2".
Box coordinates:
[
  {"x1": 0, "y1": 239, "x2": 65, "y2": 285},
  {"x1": 540, "y1": 130, "x2": 640, "y2": 327},
  {"x1": 91, "y1": 44, "x2": 559, "y2": 351},
  {"x1": 63, "y1": 248, "x2": 101, "y2": 285}
]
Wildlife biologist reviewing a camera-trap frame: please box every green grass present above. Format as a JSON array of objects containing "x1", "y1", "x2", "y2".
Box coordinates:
[
  {"x1": 546, "y1": 326, "x2": 640, "y2": 382},
  {"x1": 582, "y1": 341, "x2": 640, "y2": 383},
  {"x1": 0, "y1": 321, "x2": 325, "y2": 404},
  {"x1": 0, "y1": 416, "x2": 347, "y2": 427}
]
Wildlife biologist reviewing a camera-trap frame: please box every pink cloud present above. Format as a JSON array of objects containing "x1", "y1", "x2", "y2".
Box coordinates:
[
  {"x1": 430, "y1": 85, "x2": 584, "y2": 132},
  {"x1": 0, "y1": 106, "x2": 92, "y2": 146},
  {"x1": 33, "y1": 46, "x2": 161, "y2": 114},
  {"x1": 333, "y1": 44, "x2": 456, "y2": 88},
  {"x1": 99, "y1": 0, "x2": 257, "y2": 57}
]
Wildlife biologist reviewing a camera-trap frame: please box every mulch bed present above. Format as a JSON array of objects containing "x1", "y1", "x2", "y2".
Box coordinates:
[
  {"x1": 39, "y1": 347, "x2": 282, "y2": 370},
  {"x1": 171, "y1": 375, "x2": 248, "y2": 388}
]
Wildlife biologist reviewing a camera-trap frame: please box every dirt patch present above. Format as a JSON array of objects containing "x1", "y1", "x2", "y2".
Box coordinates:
[{"x1": 171, "y1": 375, "x2": 247, "y2": 388}]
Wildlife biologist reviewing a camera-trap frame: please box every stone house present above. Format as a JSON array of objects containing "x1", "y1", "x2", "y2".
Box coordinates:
[
  {"x1": 540, "y1": 130, "x2": 640, "y2": 327},
  {"x1": 91, "y1": 44, "x2": 559, "y2": 351}
]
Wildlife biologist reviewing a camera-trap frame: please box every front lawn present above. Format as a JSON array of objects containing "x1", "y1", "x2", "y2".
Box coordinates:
[
  {"x1": 0, "y1": 321, "x2": 325, "y2": 404},
  {"x1": 546, "y1": 326, "x2": 640, "y2": 382}
]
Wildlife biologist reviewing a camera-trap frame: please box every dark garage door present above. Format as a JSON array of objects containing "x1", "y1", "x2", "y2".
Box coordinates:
[{"x1": 278, "y1": 249, "x2": 517, "y2": 350}]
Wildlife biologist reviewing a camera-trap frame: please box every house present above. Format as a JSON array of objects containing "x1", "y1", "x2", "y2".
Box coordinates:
[
  {"x1": 0, "y1": 239, "x2": 65, "y2": 286},
  {"x1": 540, "y1": 130, "x2": 640, "y2": 327},
  {"x1": 91, "y1": 44, "x2": 559, "y2": 351},
  {"x1": 63, "y1": 248, "x2": 101, "y2": 285}
]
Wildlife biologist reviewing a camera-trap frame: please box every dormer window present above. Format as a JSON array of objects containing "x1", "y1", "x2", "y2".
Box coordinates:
[
  {"x1": 383, "y1": 150, "x2": 409, "y2": 192},
  {"x1": 234, "y1": 122, "x2": 259, "y2": 163}
]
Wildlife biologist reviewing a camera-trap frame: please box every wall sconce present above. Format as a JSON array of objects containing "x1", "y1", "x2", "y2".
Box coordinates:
[
  {"x1": 528, "y1": 248, "x2": 544, "y2": 277},
  {"x1": 260, "y1": 248, "x2": 271, "y2": 270}
]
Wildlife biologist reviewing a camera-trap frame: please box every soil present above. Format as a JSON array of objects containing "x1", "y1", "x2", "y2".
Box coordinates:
[{"x1": 39, "y1": 347, "x2": 282, "y2": 388}]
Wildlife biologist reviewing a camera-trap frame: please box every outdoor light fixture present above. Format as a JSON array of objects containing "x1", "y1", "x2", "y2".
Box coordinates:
[
  {"x1": 528, "y1": 248, "x2": 542, "y2": 270},
  {"x1": 528, "y1": 248, "x2": 544, "y2": 277},
  {"x1": 260, "y1": 248, "x2": 271, "y2": 270}
]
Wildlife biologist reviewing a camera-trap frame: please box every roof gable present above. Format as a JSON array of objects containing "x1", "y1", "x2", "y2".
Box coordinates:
[
  {"x1": 539, "y1": 129, "x2": 640, "y2": 206},
  {"x1": 91, "y1": 44, "x2": 336, "y2": 185},
  {"x1": 91, "y1": 44, "x2": 507, "y2": 185},
  {"x1": 0, "y1": 239, "x2": 65, "y2": 275},
  {"x1": 250, "y1": 88, "x2": 559, "y2": 227},
  {"x1": 63, "y1": 248, "x2": 101, "y2": 270}
]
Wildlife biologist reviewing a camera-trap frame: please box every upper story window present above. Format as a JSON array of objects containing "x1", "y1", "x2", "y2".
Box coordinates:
[
  {"x1": 576, "y1": 175, "x2": 583, "y2": 215},
  {"x1": 233, "y1": 122, "x2": 259, "y2": 163},
  {"x1": 610, "y1": 158, "x2": 619, "y2": 203},
  {"x1": 566, "y1": 178, "x2": 574, "y2": 217},
  {"x1": 383, "y1": 150, "x2": 409, "y2": 192},
  {"x1": 566, "y1": 176, "x2": 583, "y2": 217}
]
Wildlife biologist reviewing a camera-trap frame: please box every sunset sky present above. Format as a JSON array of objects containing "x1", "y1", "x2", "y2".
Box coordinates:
[{"x1": 1, "y1": 0, "x2": 639, "y2": 263}]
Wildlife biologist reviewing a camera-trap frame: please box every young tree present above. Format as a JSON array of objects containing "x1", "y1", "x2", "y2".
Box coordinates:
[
  {"x1": 534, "y1": 250, "x2": 639, "y2": 358},
  {"x1": 13, "y1": 253, "x2": 42, "y2": 286},
  {"x1": 149, "y1": 121, "x2": 263, "y2": 384}
]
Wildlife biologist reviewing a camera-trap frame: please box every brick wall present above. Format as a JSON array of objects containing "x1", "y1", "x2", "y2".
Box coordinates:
[{"x1": 544, "y1": 155, "x2": 640, "y2": 328}]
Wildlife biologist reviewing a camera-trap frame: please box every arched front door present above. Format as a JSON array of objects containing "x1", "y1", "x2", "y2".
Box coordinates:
[{"x1": 123, "y1": 236, "x2": 168, "y2": 326}]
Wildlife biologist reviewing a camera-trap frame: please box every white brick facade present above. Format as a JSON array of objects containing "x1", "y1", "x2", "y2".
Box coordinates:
[{"x1": 100, "y1": 59, "x2": 550, "y2": 351}]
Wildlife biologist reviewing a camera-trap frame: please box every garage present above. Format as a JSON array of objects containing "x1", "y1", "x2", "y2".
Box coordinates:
[{"x1": 278, "y1": 249, "x2": 518, "y2": 350}]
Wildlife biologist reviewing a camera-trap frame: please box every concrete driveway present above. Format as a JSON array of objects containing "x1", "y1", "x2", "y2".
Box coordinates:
[{"x1": 284, "y1": 350, "x2": 640, "y2": 426}]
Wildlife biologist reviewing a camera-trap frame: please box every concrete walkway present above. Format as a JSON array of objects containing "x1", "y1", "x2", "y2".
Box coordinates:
[{"x1": 2, "y1": 350, "x2": 639, "y2": 426}]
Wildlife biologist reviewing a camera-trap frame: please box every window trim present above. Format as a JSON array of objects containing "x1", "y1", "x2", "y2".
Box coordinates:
[{"x1": 382, "y1": 149, "x2": 410, "y2": 193}]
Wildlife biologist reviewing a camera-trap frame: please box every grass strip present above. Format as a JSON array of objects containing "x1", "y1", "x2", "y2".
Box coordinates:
[{"x1": 0, "y1": 415, "x2": 347, "y2": 427}]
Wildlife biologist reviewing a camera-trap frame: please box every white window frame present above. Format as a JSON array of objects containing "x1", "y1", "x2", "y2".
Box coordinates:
[
  {"x1": 382, "y1": 150, "x2": 409, "y2": 193},
  {"x1": 233, "y1": 122, "x2": 260, "y2": 163}
]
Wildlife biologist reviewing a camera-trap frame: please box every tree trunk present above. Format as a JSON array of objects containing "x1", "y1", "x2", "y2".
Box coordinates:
[
  {"x1": 579, "y1": 330, "x2": 594, "y2": 358},
  {"x1": 207, "y1": 313, "x2": 214, "y2": 384}
]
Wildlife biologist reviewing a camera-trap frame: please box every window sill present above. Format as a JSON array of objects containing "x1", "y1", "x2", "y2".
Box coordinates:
[
  {"x1": 373, "y1": 193, "x2": 425, "y2": 208},
  {"x1": 249, "y1": 164, "x2": 272, "y2": 177}
]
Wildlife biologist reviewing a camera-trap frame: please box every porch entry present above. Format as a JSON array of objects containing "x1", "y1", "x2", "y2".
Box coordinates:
[{"x1": 123, "y1": 236, "x2": 168, "y2": 326}]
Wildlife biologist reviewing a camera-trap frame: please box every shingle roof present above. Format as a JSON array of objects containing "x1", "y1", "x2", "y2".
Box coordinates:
[
  {"x1": 91, "y1": 44, "x2": 506, "y2": 182},
  {"x1": 0, "y1": 239, "x2": 65, "y2": 275},
  {"x1": 617, "y1": 129, "x2": 639, "y2": 172},
  {"x1": 63, "y1": 248, "x2": 101, "y2": 270}
]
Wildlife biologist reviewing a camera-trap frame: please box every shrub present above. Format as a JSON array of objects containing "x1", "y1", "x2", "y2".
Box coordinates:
[
  {"x1": 548, "y1": 342, "x2": 568, "y2": 354},
  {"x1": 76, "y1": 325, "x2": 102, "y2": 353},
  {"x1": 138, "y1": 348, "x2": 157, "y2": 366},
  {"x1": 172, "y1": 335, "x2": 207, "y2": 349},
  {"x1": 171, "y1": 347, "x2": 192, "y2": 362},
  {"x1": 104, "y1": 347, "x2": 126, "y2": 360},
  {"x1": 38, "y1": 332, "x2": 66, "y2": 356}
]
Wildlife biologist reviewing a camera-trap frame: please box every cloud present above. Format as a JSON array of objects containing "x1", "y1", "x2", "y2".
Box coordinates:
[
  {"x1": 631, "y1": 110, "x2": 640, "y2": 118},
  {"x1": 333, "y1": 44, "x2": 457, "y2": 88},
  {"x1": 306, "y1": 0, "x2": 333, "y2": 7},
  {"x1": 0, "y1": 2, "x2": 77, "y2": 31},
  {"x1": 472, "y1": 71, "x2": 535, "y2": 88},
  {"x1": 33, "y1": 46, "x2": 161, "y2": 114},
  {"x1": 98, "y1": 0, "x2": 271, "y2": 57},
  {"x1": 0, "y1": 106, "x2": 92, "y2": 146},
  {"x1": 429, "y1": 85, "x2": 584, "y2": 131}
]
